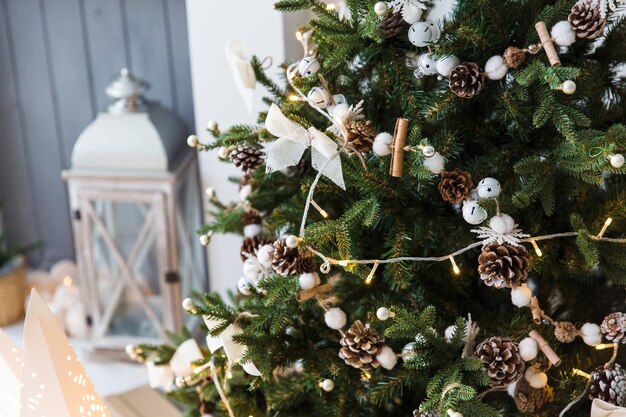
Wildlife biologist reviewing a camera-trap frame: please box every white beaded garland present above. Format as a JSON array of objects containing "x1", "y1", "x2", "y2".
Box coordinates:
[
  {"x1": 373, "y1": 132, "x2": 394, "y2": 156},
  {"x1": 376, "y1": 346, "x2": 398, "y2": 370},
  {"x1": 511, "y1": 284, "x2": 533, "y2": 307},
  {"x1": 299, "y1": 272, "x2": 320, "y2": 290},
  {"x1": 518, "y1": 337, "x2": 539, "y2": 362},
  {"x1": 182, "y1": 298, "x2": 195, "y2": 311},
  {"x1": 436, "y1": 55, "x2": 460, "y2": 77},
  {"x1": 424, "y1": 152, "x2": 445, "y2": 174},
  {"x1": 186, "y1": 134, "x2": 199, "y2": 147},
  {"x1": 206, "y1": 120, "x2": 218, "y2": 131},
  {"x1": 237, "y1": 277, "x2": 252, "y2": 295},
  {"x1": 374, "y1": 1, "x2": 388, "y2": 16},
  {"x1": 321, "y1": 379, "x2": 335, "y2": 392},
  {"x1": 484, "y1": 55, "x2": 508, "y2": 80},
  {"x1": 218, "y1": 146, "x2": 230, "y2": 159},
  {"x1": 489, "y1": 213, "x2": 515, "y2": 234},
  {"x1": 610, "y1": 153, "x2": 625, "y2": 168},
  {"x1": 324, "y1": 308, "x2": 347, "y2": 330},
  {"x1": 561, "y1": 80, "x2": 577, "y2": 95},
  {"x1": 524, "y1": 367, "x2": 548, "y2": 389},
  {"x1": 581, "y1": 323, "x2": 602, "y2": 346},
  {"x1": 551, "y1": 20, "x2": 576, "y2": 47},
  {"x1": 376, "y1": 307, "x2": 391, "y2": 321}
]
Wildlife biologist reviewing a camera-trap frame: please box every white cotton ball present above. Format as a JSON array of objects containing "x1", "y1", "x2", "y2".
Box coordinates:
[
  {"x1": 257, "y1": 244, "x2": 274, "y2": 268},
  {"x1": 444, "y1": 325, "x2": 456, "y2": 342},
  {"x1": 436, "y1": 55, "x2": 460, "y2": 77},
  {"x1": 299, "y1": 272, "x2": 320, "y2": 290},
  {"x1": 518, "y1": 337, "x2": 538, "y2": 362},
  {"x1": 403, "y1": 6, "x2": 423, "y2": 24},
  {"x1": 237, "y1": 277, "x2": 252, "y2": 295},
  {"x1": 243, "y1": 224, "x2": 262, "y2": 238},
  {"x1": 373, "y1": 132, "x2": 393, "y2": 157},
  {"x1": 581, "y1": 323, "x2": 602, "y2": 346},
  {"x1": 507, "y1": 381, "x2": 518, "y2": 397},
  {"x1": 551, "y1": 20, "x2": 576, "y2": 47},
  {"x1": 485, "y1": 55, "x2": 508, "y2": 80},
  {"x1": 489, "y1": 214, "x2": 515, "y2": 234},
  {"x1": 424, "y1": 152, "x2": 445, "y2": 174},
  {"x1": 402, "y1": 342, "x2": 417, "y2": 361},
  {"x1": 525, "y1": 368, "x2": 548, "y2": 389},
  {"x1": 511, "y1": 285, "x2": 533, "y2": 307},
  {"x1": 376, "y1": 346, "x2": 398, "y2": 370},
  {"x1": 324, "y1": 308, "x2": 347, "y2": 330},
  {"x1": 239, "y1": 184, "x2": 252, "y2": 201},
  {"x1": 243, "y1": 258, "x2": 260, "y2": 281},
  {"x1": 376, "y1": 307, "x2": 391, "y2": 321},
  {"x1": 611, "y1": 153, "x2": 625, "y2": 168}
]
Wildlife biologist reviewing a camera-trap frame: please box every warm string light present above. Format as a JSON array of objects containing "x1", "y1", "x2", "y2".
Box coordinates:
[
  {"x1": 572, "y1": 368, "x2": 591, "y2": 379},
  {"x1": 337, "y1": 260, "x2": 350, "y2": 267},
  {"x1": 597, "y1": 217, "x2": 613, "y2": 238},
  {"x1": 288, "y1": 94, "x2": 303, "y2": 102},
  {"x1": 310, "y1": 199, "x2": 329, "y2": 218},
  {"x1": 449, "y1": 256, "x2": 460, "y2": 275},
  {"x1": 63, "y1": 275, "x2": 73, "y2": 286},
  {"x1": 530, "y1": 240, "x2": 543, "y2": 257},
  {"x1": 365, "y1": 261, "x2": 380, "y2": 285},
  {"x1": 595, "y1": 343, "x2": 617, "y2": 350}
]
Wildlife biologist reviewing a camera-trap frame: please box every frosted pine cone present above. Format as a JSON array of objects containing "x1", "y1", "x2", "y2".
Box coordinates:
[
  {"x1": 514, "y1": 376, "x2": 553, "y2": 413},
  {"x1": 475, "y1": 336, "x2": 525, "y2": 387},
  {"x1": 339, "y1": 320, "x2": 385, "y2": 370},
  {"x1": 478, "y1": 242, "x2": 530, "y2": 289},
  {"x1": 568, "y1": 0, "x2": 606, "y2": 39},
  {"x1": 229, "y1": 145, "x2": 265, "y2": 172},
  {"x1": 449, "y1": 62, "x2": 484, "y2": 98},
  {"x1": 503, "y1": 46, "x2": 526, "y2": 69},
  {"x1": 601, "y1": 312, "x2": 626, "y2": 344},
  {"x1": 346, "y1": 120, "x2": 376, "y2": 154},
  {"x1": 589, "y1": 363, "x2": 626, "y2": 406},
  {"x1": 554, "y1": 321, "x2": 579, "y2": 343},
  {"x1": 438, "y1": 168, "x2": 474, "y2": 204},
  {"x1": 380, "y1": 10, "x2": 408, "y2": 39},
  {"x1": 269, "y1": 239, "x2": 315, "y2": 276},
  {"x1": 240, "y1": 235, "x2": 272, "y2": 261}
]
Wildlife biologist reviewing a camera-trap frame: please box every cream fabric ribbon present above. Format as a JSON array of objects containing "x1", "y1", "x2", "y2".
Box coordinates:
[
  {"x1": 265, "y1": 103, "x2": 345, "y2": 189},
  {"x1": 591, "y1": 399, "x2": 626, "y2": 416},
  {"x1": 203, "y1": 317, "x2": 261, "y2": 376},
  {"x1": 225, "y1": 39, "x2": 255, "y2": 112}
]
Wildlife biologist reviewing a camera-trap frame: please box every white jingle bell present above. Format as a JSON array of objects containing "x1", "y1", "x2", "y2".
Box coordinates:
[
  {"x1": 307, "y1": 86, "x2": 332, "y2": 109},
  {"x1": 418, "y1": 53, "x2": 438, "y2": 76},
  {"x1": 321, "y1": 379, "x2": 335, "y2": 392},
  {"x1": 551, "y1": 21, "x2": 576, "y2": 47},
  {"x1": 237, "y1": 276, "x2": 252, "y2": 295},
  {"x1": 436, "y1": 55, "x2": 460, "y2": 77},
  {"x1": 298, "y1": 56, "x2": 320, "y2": 77},
  {"x1": 422, "y1": 145, "x2": 435, "y2": 157},
  {"x1": 476, "y1": 177, "x2": 501, "y2": 198},
  {"x1": 511, "y1": 284, "x2": 533, "y2": 307},
  {"x1": 462, "y1": 200, "x2": 488, "y2": 225},
  {"x1": 402, "y1": 6, "x2": 423, "y2": 24},
  {"x1": 374, "y1": 1, "x2": 388, "y2": 16},
  {"x1": 610, "y1": 153, "x2": 625, "y2": 168},
  {"x1": 408, "y1": 20, "x2": 441, "y2": 47},
  {"x1": 402, "y1": 342, "x2": 417, "y2": 360},
  {"x1": 489, "y1": 213, "x2": 515, "y2": 234},
  {"x1": 424, "y1": 152, "x2": 445, "y2": 174},
  {"x1": 484, "y1": 55, "x2": 508, "y2": 80},
  {"x1": 332, "y1": 94, "x2": 347, "y2": 106},
  {"x1": 373, "y1": 132, "x2": 393, "y2": 157},
  {"x1": 561, "y1": 80, "x2": 577, "y2": 95}
]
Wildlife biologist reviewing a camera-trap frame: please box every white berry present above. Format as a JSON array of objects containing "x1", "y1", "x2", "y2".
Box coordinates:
[
  {"x1": 376, "y1": 307, "x2": 391, "y2": 321},
  {"x1": 324, "y1": 308, "x2": 347, "y2": 330},
  {"x1": 182, "y1": 298, "x2": 195, "y2": 311},
  {"x1": 199, "y1": 234, "x2": 210, "y2": 246},
  {"x1": 321, "y1": 379, "x2": 335, "y2": 392},
  {"x1": 489, "y1": 214, "x2": 515, "y2": 234},
  {"x1": 218, "y1": 146, "x2": 230, "y2": 159},
  {"x1": 611, "y1": 153, "x2": 625, "y2": 168},
  {"x1": 485, "y1": 55, "x2": 508, "y2": 80},
  {"x1": 206, "y1": 120, "x2": 218, "y2": 131},
  {"x1": 187, "y1": 135, "x2": 199, "y2": 147},
  {"x1": 299, "y1": 272, "x2": 320, "y2": 290},
  {"x1": 525, "y1": 367, "x2": 548, "y2": 389},
  {"x1": 519, "y1": 337, "x2": 539, "y2": 361},
  {"x1": 561, "y1": 80, "x2": 577, "y2": 95},
  {"x1": 551, "y1": 21, "x2": 576, "y2": 47},
  {"x1": 286, "y1": 235, "x2": 300, "y2": 248},
  {"x1": 373, "y1": 132, "x2": 393, "y2": 157},
  {"x1": 511, "y1": 285, "x2": 533, "y2": 307},
  {"x1": 205, "y1": 187, "x2": 215, "y2": 198},
  {"x1": 125, "y1": 344, "x2": 137, "y2": 358},
  {"x1": 374, "y1": 1, "x2": 388, "y2": 16},
  {"x1": 376, "y1": 346, "x2": 398, "y2": 370}
]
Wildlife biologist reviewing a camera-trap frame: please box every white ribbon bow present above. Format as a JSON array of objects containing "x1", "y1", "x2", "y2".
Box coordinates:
[
  {"x1": 591, "y1": 399, "x2": 626, "y2": 416},
  {"x1": 265, "y1": 103, "x2": 345, "y2": 189},
  {"x1": 225, "y1": 39, "x2": 255, "y2": 113},
  {"x1": 204, "y1": 317, "x2": 261, "y2": 376}
]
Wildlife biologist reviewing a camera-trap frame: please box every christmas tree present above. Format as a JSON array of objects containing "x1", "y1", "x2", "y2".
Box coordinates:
[{"x1": 129, "y1": 1, "x2": 626, "y2": 416}]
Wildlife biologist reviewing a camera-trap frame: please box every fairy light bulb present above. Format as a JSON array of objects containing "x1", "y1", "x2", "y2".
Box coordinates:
[
  {"x1": 288, "y1": 94, "x2": 301, "y2": 102},
  {"x1": 530, "y1": 240, "x2": 542, "y2": 257},
  {"x1": 572, "y1": 368, "x2": 591, "y2": 379},
  {"x1": 595, "y1": 343, "x2": 617, "y2": 350},
  {"x1": 311, "y1": 199, "x2": 329, "y2": 218},
  {"x1": 449, "y1": 256, "x2": 460, "y2": 275},
  {"x1": 365, "y1": 261, "x2": 380, "y2": 285},
  {"x1": 597, "y1": 217, "x2": 613, "y2": 238}
]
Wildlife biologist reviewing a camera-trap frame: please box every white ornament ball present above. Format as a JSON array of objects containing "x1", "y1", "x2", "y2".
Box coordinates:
[
  {"x1": 286, "y1": 235, "x2": 300, "y2": 248},
  {"x1": 299, "y1": 272, "x2": 320, "y2": 290},
  {"x1": 376, "y1": 307, "x2": 391, "y2": 321},
  {"x1": 477, "y1": 177, "x2": 502, "y2": 199},
  {"x1": 218, "y1": 146, "x2": 230, "y2": 159},
  {"x1": 422, "y1": 145, "x2": 435, "y2": 157},
  {"x1": 182, "y1": 298, "x2": 195, "y2": 311},
  {"x1": 408, "y1": 21, "x2": 440, "y2": 47},
  {"x1": 402, "y1": 6, "x2": 423, "y2": 24},
  {"x1": 243, "y1": 224, "x2": 262, "y2": 238},
  {"x1": 373, "y1": 132, "x2": 393, "y2": 157},
  {"x1": 611, "y1": 153, "x2": 625, "y2": 168},
  {"x1": 418, "y1": 53, "x2": 438, "y2": 76},
  {"x1": 297, "y1": 56, "x2": 320, "y2": 77},
  {"x1": 307, "y1": 86, "x2": 331, "y2": 109},
  {"x1": 125, "y1": 344, "x2": 137, "y2": 358},
  {"x1": 581, "y1": 323, "x2": 602, "y2": 346},
  {"x1": 511, "y1": 285, "x2": 533, "y2": 307},
  {"x1": 374, "y1": 1, "x2": 388, "y2": 16},
  {"x1": 205, "y1": 187, "x2": 215, "y2": 198},
  {"x1": 376, "y1": 346, "x2": 398, "y2": 370},
  {"x1": 518, "y1": 337, "x2": 539, "y2": 362},
  {"x1": 489, "y1": 214, "x2": 516, "y2": 234},
  {"x1": 186, "y1": 134, "x2": 199, "y2": 147},
  {"x1": 551, "y1": 20, "x2": 576, "y2": 47},
  {"x1": 321, "y1": 379, "x2": 335, "y2": 392},
  {"x1": 525, "y1": 368, "x2": 548, "y2": 389},
  {"x1": 402, "y1": 342, "x2": 417, "y2": 360},
  {"x1": 324, "y1": 308, "x2": 347, "y2": 330},
  {"x1": 444, "y1": 325, "x2": 456, "y2": 342},
  {"x1": 562, "y1": 80, "x2": 577, "y2": 95},
  {"x1": 424, "y1": 152, "x2": 445, "y2": 174},
  {"x1": 484, "y1": 55, "x2": 508, "y2": 80},
  {"x1": 199, "y1": 234, "x2": 210, "y2": 246},
  {"x1": 257, "y1": 244, "x2": 274, "y2": 268},
  {"x1": 462, "y1": 200, "x2": 488, "y2": 225},
  {"x1": 240, "y1": 184, "x2": 252, "y2": 201},
  {"x1": 237, "y1": 277, "x2": 252, "y2": 295},
  {"x1": 207, "y1": 120, "x2": 218, "y2": 131},
  {"x1": 436, "y1": 55, "x2": 460, "y2": 77}
]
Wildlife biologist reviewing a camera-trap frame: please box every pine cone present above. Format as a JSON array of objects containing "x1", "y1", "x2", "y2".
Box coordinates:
[
  {"x1": 601, "y1": 312, "x2": 626, "y2": 344},
  {"x1": 449, "y1": 62, "x2": 484, "y2": 99},
  {"x1": 438, "y1": 168, "x2": 474, "y2": 204},
  {"x1": 478, "y1": 243, "x2": 530, "y2": 289},
  {"x1": 475, "y1": 336, "x2": 525, "y2": 387},
  {"x1": 514, "y1": 376, "x2": 553, "y2": 413},
  {"x1": 229, "y1": 145, "x2": 265, "y2": 172},
  {"x1": 339, "y1": 320, "x2": 385, "y2": 370},
  {"x1": 243, "y1": 209, "x2": 261, "y2": 225},
  {"x1": 269, "y1": 239, "x2": 316, "y2": 276},
  {"x1": 568, "y1": 0, "x2": 606, "y2": 39},
  {"x1": 380, "y1": 10, "x2": 409, "y2": 39},
  {"x1": 240, "y1": 235, "x2": 272, "y2": 261},
  {"x1": 589, "y1": 363, "x2": 626, "y2": 406},
  {"x1": 345, "y1": 120, "x2": 376, "y2": 154},
  {"x1": 554, "y1": 321, "x2": 579, "y2": 344},
  {"x1": 503, "y1": 46, "x2": 526, "y2": 69}
]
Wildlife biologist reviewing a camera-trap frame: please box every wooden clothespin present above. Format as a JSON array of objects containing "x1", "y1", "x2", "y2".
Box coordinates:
[{"x1": 389, "y1": 118, "x2": 409, "y2": 177}]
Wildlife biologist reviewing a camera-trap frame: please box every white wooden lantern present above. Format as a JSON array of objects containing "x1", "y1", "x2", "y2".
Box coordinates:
[{"x1": 62, "y1": 69, "x2": 206, "y2": 351}]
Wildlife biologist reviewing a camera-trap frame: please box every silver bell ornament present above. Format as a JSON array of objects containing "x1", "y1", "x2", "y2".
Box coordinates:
[
  {"x1": 418, "y1": 53, "x2": 438, "y2": 76},
  {"x1": 422, "y1": 145, "x2": 435, "y2": 157},
  {"x1": 307, "y1": 86, "x2": 332, "y2": 109},
  {"x1": 408, "y1": 20, "x2": 441, "y2": 47},
  {"x1": 297, "y1": 56, "x2": 320, "y2": 77},
  {"x1": 476, "y1": 177, "x2": 501, "y2": 199},
  {"x1": 462, "y1": 200, "x2": 488, "y2": 225}
]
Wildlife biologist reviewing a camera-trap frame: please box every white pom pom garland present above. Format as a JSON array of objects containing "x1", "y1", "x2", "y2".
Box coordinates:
[
  {"x1": 551, "y1": 21, "x2": 576, "y2": 47},
  {"x1": 524, "y1": 367, "x2": 548, "y2": 389},
  {"x1": 299, "y1": 272, "x2": 320, "y2": 290},
  {"x1": 581, "y1": 323, "x2": 602, "y2": 346},
  {"x1": 376, "y1": 346, "x2": 398, "y2": 370},
  {"x1": 489, "y1": 213, "x2": 516, "y2": 234},
  {"x1": 511, "y1": 285, "x2": 533, "y2": 307},
  {"x1": 424, "y1": 152, "x2": 445, "y2": 174},
  {"x1": 373, "y1": 132, "x2": 393, "y2": 157},
  {"x1": 324, "y1": 308, "x2": 347, "y2": 330},
  {"x1": 484, "y1": 55, "x2": 508, "y2": 80},
  {"x1": 518, "y1": 337, "x2": 539, "y2": 362}
]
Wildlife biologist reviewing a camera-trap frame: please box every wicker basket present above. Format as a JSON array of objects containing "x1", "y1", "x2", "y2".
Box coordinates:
[{"x1": 0, "y1": 256, "x2": 26, "y2": 326}]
